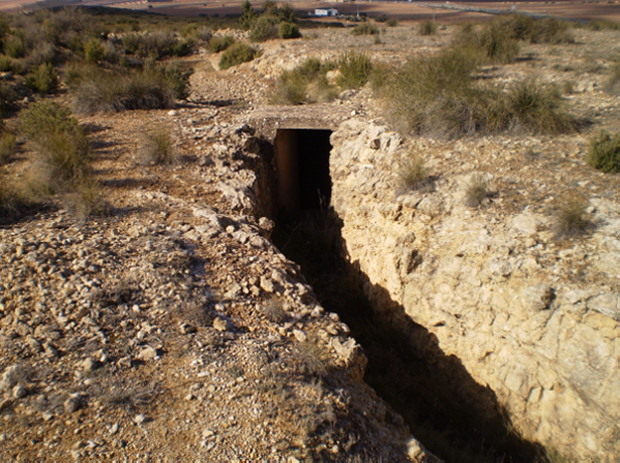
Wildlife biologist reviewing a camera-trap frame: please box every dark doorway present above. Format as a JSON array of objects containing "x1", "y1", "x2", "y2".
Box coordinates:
[{"x1": 274, "y1": 129, "x2": 332, "y2": 215}]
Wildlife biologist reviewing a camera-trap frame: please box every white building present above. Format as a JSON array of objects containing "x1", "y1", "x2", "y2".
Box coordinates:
[{"x1": 314, "y1": 8, "x2": 339, "y2": 17}]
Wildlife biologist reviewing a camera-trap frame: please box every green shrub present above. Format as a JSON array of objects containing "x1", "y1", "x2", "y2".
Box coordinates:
[
  {"x1": 194, "y1": 26, "x2": 213, "y2": 44},
  {"x1": 84, "y1": 38, "x2": 105, "y2": 63},
  {"x1": 350, "y1": 22, "x2": 378, "y2": 36},
  {"x1": 25, "y1": 63, "x2": 59, "y2": 94},
  {"x1": 208, "y1": 35, "x2": 235, "y2": 53},
  {"x1": 19, "y1": 101, "x2": 91, "y2": 195},
  {"x1": 374, "y1": 47, "x2": 574, "y2": 137},
  {"x1": 494, "y1": 14, "x2": 574, "y2": 44},
  {"x1": 0, "y1": 82, "x2": 17, "y2": 117},
  {"x1": 136, "y1": 127, "x2": 176, "y2": 165},
  {"x1": 219, "y1": 43, "x2": 258, "y2": 70},
  {"x1": 249, "y1": 16, "x2": 278, "y2": 42},
  {"x1": 0, "y1": 131, "x2": 17, "y2": 165},
  {"x1": 386, "y1": 18, "x2": 399, "y2": 27},
  {"x1": 122, "y1": 31, "x2": 193, "y2": 59},
  {"x1": 239, "y1": 0, "x2": 258, "y2": 30},
  {"x1": 586, "y1": 130, "x2": 620, "y2": 173},
  {"x1": 3, "y1": 35, "x2": 26, "y2": 59},
  {"x1": 270, "y1": 58, "x2": 337, "y2": 104},
  {"x1": 337, "y1": 51, "x2": 373, "y2": 89},
  {"x1": 71, "y1": 63, "x2": 190, "y2": 113},
  {"x1": 419, "y1": 20, "x2": 437, "y2": 36},
  {"x1": 278, "y1": 22, "x2": 301, "y2": 39}
]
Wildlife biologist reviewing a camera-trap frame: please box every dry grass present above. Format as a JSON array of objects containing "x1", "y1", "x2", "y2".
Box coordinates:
[
  {"x1": 136, "y1": 127, "x2": 177, "y2": 166},
  {"x1": 465, "y1": 175, "x2": 490, "y2": 208},
  {"x1": 553, "y1": 193, "x2": 591, "y2": 238},
  {"x1": 0, "y1": 131, "x2": 16, "y2": 165},
  {"x1": 398, "y1": 155, "x2": 429, "y2": 192},
  {"x1": 338, "y1": 51, "x2": 373, "y2": 89}
]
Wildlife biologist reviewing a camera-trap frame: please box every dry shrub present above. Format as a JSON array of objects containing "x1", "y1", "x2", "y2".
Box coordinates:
[
  {"x1": 71, "y1": 64, "x2": 189, "y2": 113},
  {"x1": 553, "y1": 193, "x2": 591, "y2": 238},
  {"x1": 208, "y1": 35, "x2": 235, "y2": 53},
  {"x1": 270, "y1": 57, "x2": 337, "y2": 104},
  {"x1": 0, "y1": 131, "x2": 16, "y2": 165},
  {"x1": 398, "y1": 155, "x2": 429, "y2": 192},
  {"x1": 136, "y1": 127, "x2": 176, "y2": 166},
  {"x1": 604, "y1": 62, "x2": 620, "y2": 95},
  {"x1": 419, "y1": 20, "x2": 437, "y2": 36},
  {"x1": 465, "y1": 174, "x2": 490, "y2": 208},
  {"x1": 350, "y1": 22, "x2": 378, "y2": 36},
  {"x1": 337, "y1": 51, "x2": 373, "y2": 89},
  {"x1": 374, "y1": 47, "x2": 575, "y2": 138}
]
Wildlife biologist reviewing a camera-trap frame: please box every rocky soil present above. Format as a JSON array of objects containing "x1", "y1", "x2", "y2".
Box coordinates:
[{"x1": 1, "y1": 21, "x2": 618, "y2": 462}]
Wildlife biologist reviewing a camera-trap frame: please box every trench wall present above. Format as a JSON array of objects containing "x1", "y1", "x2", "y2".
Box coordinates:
[{"x1": 329, "y1": 119, "x2": 619, "y2": 460}]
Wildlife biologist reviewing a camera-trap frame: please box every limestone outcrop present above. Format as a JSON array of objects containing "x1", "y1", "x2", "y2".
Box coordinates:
[{"x1": 330, "y1": 119, "x2": 619, "y2": 460}]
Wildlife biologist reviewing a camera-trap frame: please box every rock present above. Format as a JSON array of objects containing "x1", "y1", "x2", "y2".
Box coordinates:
[
  {"x1": 64, "y1": 394, "x2": 83, "y2": 413},
  {"x1": 138, "y1": 345, "x2": 159, "y2": 361},
  {"x1": 212, "y1": 317, "x2": 227, "y2": 332},
  {"x1": 133, "y1": 414, "x2": 147, "y2": 425},
  {"x1": 12, "y1": 384, "x2": 26, "y2": 399},
  {"x1": 0, "y1": 365, "x2": 23, "y2": 391},
  {"x1": 259, "y1": 276, "x2": 274, "y2": 293}
]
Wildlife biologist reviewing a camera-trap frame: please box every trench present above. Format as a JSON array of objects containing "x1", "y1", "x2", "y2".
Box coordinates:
[{"x1": 269, "y1": 128, "x2": 546, "y2": 463}]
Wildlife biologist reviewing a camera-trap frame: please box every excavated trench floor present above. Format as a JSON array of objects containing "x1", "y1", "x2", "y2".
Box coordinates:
[{"x1": 269, "y1": 129, "x2": 547, "y2": 463}]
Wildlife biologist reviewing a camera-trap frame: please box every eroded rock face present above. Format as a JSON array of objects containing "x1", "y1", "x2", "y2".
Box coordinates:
[{"x1": 330, "y1": 119, "x2": 619, "y2": 460}]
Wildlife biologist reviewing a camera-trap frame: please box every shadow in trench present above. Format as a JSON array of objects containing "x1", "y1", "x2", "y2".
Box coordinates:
[{"x1": 272, "y1": 209, "x2": 548, "y2": 463}]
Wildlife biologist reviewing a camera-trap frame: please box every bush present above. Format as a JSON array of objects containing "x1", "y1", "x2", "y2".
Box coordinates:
[
  {"x1": 0, "y1": 82, "x2": 17, "y2": 117},
  {"x1": 0, "y1": 170, "x2": 19, "y2": 216},
  {"x1": 136, "y1": 127, "x2": 176, "y2": 165},
  {"x1": 455, "y1": 22, "x2": 519, "y2": 64},
  {"x1": 386, "y1": 18, "x2": 399, "y2": 27},
  {"x1": 499, "y1": 79, "x2": 574, "y2": 134},
  {"x1": 25, "y1": 63, "x2": 59, "y2": 94},
  {"x1": 71, "y1": 63, "x2": 190, "y2": 113},
  {"x1": 374, "y1": 47, "x2": 575, "y2": 137},
  {"x1": 270, "y1": 58, "x2": 337, "y2": 104},
  {"x1": 419, "y1": 20, "x2": 437, "y2": 36},
  {"x1": 493, "y1": 14, "x2": 574, "y2": 44},
  {"x1": 208, "y1": 35, "x2": 235, "y2": 53},
  {"x1": 553, "y1": 193, "x2": 590, "y2": 238},
  {"x1": 219, "y1": 43, "x2": 258, "y2": 70},
  {"x1": 239, "y1": 0, "x2": 258, "y2": 31},
  {"x1": 122, "y1": 31, "x2": 193, "y2": 59},
  {"x1": 350, "y1": 22, "x2": 378, "y2": 36},
  {"x1": 249, "y1": 16, "x2": 278, "y2": 42},
  {"x1": 3, "y1": 35, "x2": 26, "y2": 59},
  {"x1": 19, "y1": 101, "x2": 90, "y2": 195},
  {"x1": 586, "y1": 130, "x2": 620, "y2": 173},
  {"x1": 279, "y1": 22, "x2": 301, "y2": 39},
  {"x1": 337, "y1": 51, "x2": 373, "y2": 89},
  {"x1": 465, "y1": 174, "x2": 490, "y2": 208},
  {"x1": 84, "y1": 38, "x2": 105, "y2": 63},
  {"x1": 0, "y1": 131, "x2": 16, "y2": 165},
  {"x1": 398, "y1": 156, "x2": 428, "y2": 192}
]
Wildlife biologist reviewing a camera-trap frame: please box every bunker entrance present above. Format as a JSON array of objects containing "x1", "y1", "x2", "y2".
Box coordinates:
[
  {"x1": 274, "y1": 129, "x2": 332, "y2": 216},
  {"x1": 271, "y1": 127, "x2": 545, "y2": 462}
]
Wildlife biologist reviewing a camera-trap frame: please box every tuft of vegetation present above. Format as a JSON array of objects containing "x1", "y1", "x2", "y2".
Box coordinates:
[
  {"x1": 604, "y1": 62, "x2": 620, "y2": 95},
  {"x1": 19, "y1": 101, "x2": 90, "y2": 194},
  {"x1": 219, "y1": 42, "x2": 258, "y2": 70},
  {"x1": 249, "y1": 15, "x2": 278, "y2": 42},
  {"x1": 495, "y1": 14, "x2": 574, "y2": 44},
  {"x1": 350, "y1": 22, "x2": 379, "y2": 36},
  {"x1": 374, "y1": 47, "x2": 575, "y2": 138},
  {"x1": 279, "y1": 22, "x2": 301, "y2": 39},
  {"x1": 207, "y1": 35, "x2": 235, "y2": 53},
  {"x1": 337, "y1": 51, "x2": 373, "y2": 89},
  {"x1": 136, "y1": 127, "x2": 176, "y2": 166},
  {"x1": 83, "y1": 38, "x2": 105, "y2": 63},
  {"x1": 25, "y1": 62, "x2": 59, "y2": 94},
  {"x1": 121, "y1": 31, "x2": 193, "y2": 59},
  {"x1": 553, "y1": 193, "x2": 591, "y2": 238},
  {"x1": 419, "y1": 20, "x2": 437, "y2": 36},
  {"x1": 464, "y1": 174, "x2": 490, "y2": 208},
  {"x1": 270, "y1": 57, "x2": 337, "y2": 104},
  {"x1": 0, "y1": 131, "x2": 17, "y2": 165},
  {"x1": 386, "y1": 18, "x2": 399, "y2": 28},
  {"x1": 398, "y1": 155, "x2": 429, "y2": 192},
  {"x1": 261, "y1": 297, "x2": 289, "y2": 323},
  {"x1": 71, "y1": 63, "x2": 189, "y2": 113},
  {"x1": 586, "y1": 130, "x2": 620, "y2": 173}
]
